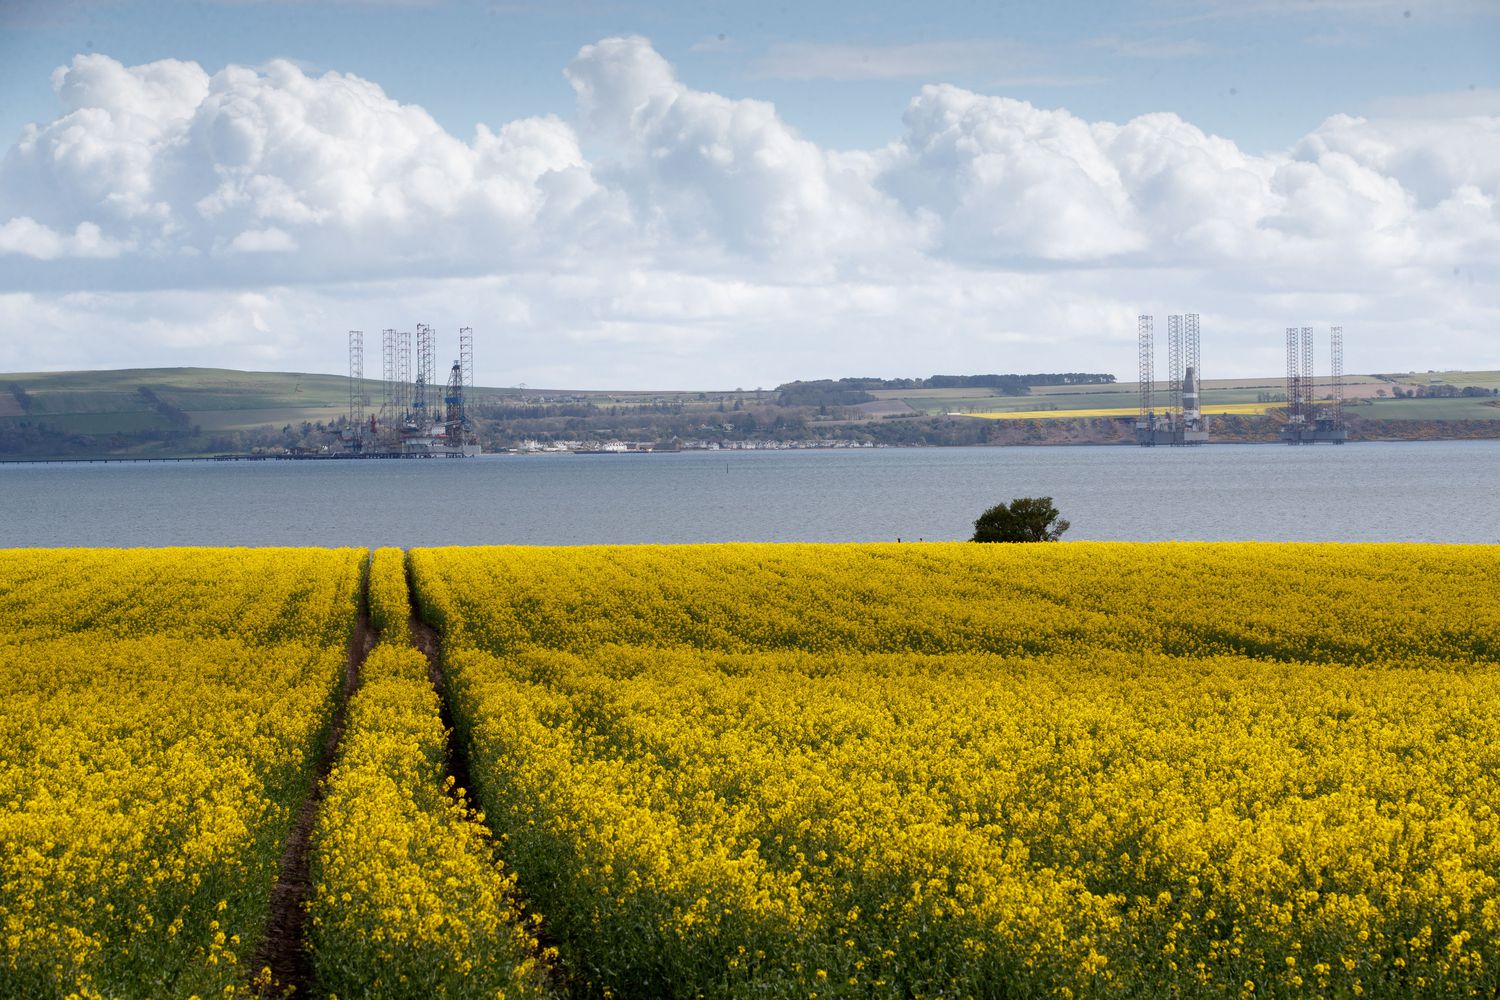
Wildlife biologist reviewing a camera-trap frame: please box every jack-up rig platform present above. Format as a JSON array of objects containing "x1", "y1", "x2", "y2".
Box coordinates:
[
  {"x1": 339, "y1": 325, "x2": 481, "y2": 457},
  {"x1": 1135, "y1": 313, "x2": 1209, "y2": 446},
  {"x1": 1279, "y1": 326, "x2": 1348, "y2": 444}
]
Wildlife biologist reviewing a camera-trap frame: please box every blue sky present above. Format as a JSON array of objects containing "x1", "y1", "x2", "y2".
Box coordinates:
[
  {"x1": 0, "y1": 0, "x2": 1496, "y2": 387},
  {"x1": 4, "y1": 0, "x2": 1494, "y2": 155}
]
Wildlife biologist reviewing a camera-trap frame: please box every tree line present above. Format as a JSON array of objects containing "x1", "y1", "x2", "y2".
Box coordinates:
[{"x1": 777, "y1": 373, "x2": 1115, "y2": 407}]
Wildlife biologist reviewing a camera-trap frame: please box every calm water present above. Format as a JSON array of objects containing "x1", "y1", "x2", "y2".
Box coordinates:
[{"x1": 1, "y1": 442, "x2": 1496, "y2": 547}]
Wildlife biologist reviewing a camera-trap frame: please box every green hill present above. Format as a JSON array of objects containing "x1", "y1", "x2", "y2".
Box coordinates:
[{"x1": 5, "y1": 368, "x2": 357, "y2": 434}]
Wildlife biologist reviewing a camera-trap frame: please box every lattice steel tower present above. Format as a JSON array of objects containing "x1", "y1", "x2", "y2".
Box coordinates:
[
  {"x1": 1300, "y1": 326, "x2": 1314, "y2": 423},
  {"x1": 1329, "y1": 325, "x2": 1344, "y2": 431},
  {"x1": 1167, "y1": 314, "x2": 1184, "y2": 426},
  {"x1": 380, "y1": 328, "x2": 398, "y2": 431},
  {"x1": 347, "y1": 331, "x2": 365, "y2": 450},
  {"x1": 396, "y1": 330, "x2": 412, "y2": 423},
  {"x1": 459, "y1": 327, "x2": 474, "y2": 391},
  {"x1": 413, "y1": 324, "x2": 434, "y2": 426},
  {"x1": 1184, "y1": 313, "x2": 1200, "y2": 387},
  {"x1": 1285, "y1": 327, "x2": 1303, "y2": 430},
  {"x1": 1137, "y1": 315, "x2": 1154, "y2": 433}
]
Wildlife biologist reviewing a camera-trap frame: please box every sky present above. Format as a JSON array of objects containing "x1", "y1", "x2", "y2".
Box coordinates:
[{"x1": 0, "y1": 0, "x2": 1496, "y2": 389}]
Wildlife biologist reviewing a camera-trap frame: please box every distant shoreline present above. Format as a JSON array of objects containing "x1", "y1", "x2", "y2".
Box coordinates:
[{"x1": 6, "y1": 434, "x2": 1500, "y2": 467}]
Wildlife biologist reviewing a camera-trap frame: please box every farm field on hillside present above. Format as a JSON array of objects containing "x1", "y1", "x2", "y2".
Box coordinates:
[
  {"x1": 1360, "y1": 397, "x2": 1500, "y2": 421},
  {"x1": 1383, "y1": 370, "x2": 1500, "y2": 391},
  {"x1": 0, "y1": 548, "x2": 364, "y2": 998},
  {"x1": 413, "y1": 542, "x2": 1500, "y2": 999}
]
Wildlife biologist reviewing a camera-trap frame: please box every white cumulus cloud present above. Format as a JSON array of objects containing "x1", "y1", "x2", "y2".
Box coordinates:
[
  {"x1": 2, "y1": 53, "x2": 610, "y2": 279},
  {"x1": 0, "y1": 216, "x2": 130, "y2": 259},
  {"x1": 879, "y1": 86, "x2": 1145, "y2": 262},
  {"x1": 227, "y1": 226, "x2": 298, "y2": 253},
  {"x1": 565, "y1": 36, "x2": 924, "y2": 271}
]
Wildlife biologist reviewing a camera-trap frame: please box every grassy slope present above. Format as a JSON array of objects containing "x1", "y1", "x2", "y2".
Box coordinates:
[
  {"x1": 3, "y1": 367, "x2": 517, "y2": 435},
  {"x1": 4, "y1": 369, "x2": 326, "y2": 435}
]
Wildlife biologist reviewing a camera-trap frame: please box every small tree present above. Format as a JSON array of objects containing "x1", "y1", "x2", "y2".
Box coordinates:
[{"x1": 972, "y1": 497, "x2": 1070, "y2": 543}]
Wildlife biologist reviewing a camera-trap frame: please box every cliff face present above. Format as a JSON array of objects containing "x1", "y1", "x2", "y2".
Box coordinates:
[{"x1": 1345, "y1": 417, "x2": 1500, "y2": 442}]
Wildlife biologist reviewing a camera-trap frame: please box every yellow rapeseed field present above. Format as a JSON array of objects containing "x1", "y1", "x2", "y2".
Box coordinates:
[
  {"x1": 7, "y1": 543, "x2": 1498, "y2": 998},
  {"x1": 412, "y1": 542, "x2": 1500, "y2": 999},
  {"x1": 0, "y1": 548, "x2": 363, "y2": 999},
  {"x1": 966, "y1": 403, "x2": 1281, "y2": 420}
]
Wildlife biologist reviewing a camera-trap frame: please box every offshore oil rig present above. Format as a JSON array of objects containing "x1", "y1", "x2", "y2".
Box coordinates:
[
  {"x1": 1279, "y1": 326, "x2": 1347, "y2": 444},
  {"x1": 341, "y1": 326, "x2": 480, "y2": 457},
  {"x1": 1135, "y1": 313, "x2": 1209, "y2": 446}
]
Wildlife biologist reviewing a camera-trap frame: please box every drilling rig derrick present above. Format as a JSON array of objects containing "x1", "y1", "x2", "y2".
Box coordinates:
[
  {"x1": 1136, "y1": 312, "x2": 1208, "y2": 446},
  {"x1": 335, "y1": 325, "x2": 482, "y2": 457},
  {"x1": 443, "y1": 359, "x2": 475, "y2": 456}
]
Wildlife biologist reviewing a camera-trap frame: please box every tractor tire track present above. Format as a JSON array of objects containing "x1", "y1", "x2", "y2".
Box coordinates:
[
  {"x1": 403, "y1": 561, "x2": 478, "y2": 818},
  {"x1": 250, "y1": 564, "x2": 375, "y2": 996},
  {"x1": 404, "y1": 560, "x2": 569, "y2": 996}
]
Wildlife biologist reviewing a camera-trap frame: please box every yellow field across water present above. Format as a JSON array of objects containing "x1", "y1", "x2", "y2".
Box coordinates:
[{"x1": 965, "y1": 402, "x2": 1281, "y2": 419}]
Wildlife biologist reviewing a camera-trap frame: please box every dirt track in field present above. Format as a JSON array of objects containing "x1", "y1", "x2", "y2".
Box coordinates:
[
  {"x1": 404, "y1": 563, "x2": 566, "y2": 995},
  {"x1": 405, "y1": 566, "x2": 479, "y2": 809},
  {"x1": 250, "y1": 569, "x2": 374, "y2": 997}
]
